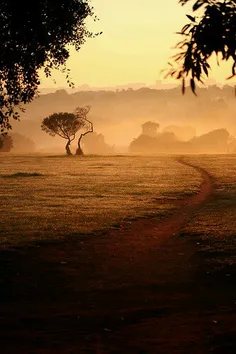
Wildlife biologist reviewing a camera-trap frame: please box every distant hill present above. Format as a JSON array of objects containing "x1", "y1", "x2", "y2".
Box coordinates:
[
  {"x1": 10, "y1": 84, "x2": 236, "y2": 151},
  {"x1": 130, "y1": 128, "x2": 231, "y2": 154},
  {"x1": 189, "y1": 129, "x2": 230, "y2": 154}
]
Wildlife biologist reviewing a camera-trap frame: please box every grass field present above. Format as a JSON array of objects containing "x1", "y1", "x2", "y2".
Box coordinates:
[
  {"x1": 2, "y1": 154, "x2": 236, "y2": 353},
  {"x1": 180, "y1": 155, "x2": 236, "y2": 266},
  {"x1": 0, "y1": 155, "x2": 202, "y2": 246}
]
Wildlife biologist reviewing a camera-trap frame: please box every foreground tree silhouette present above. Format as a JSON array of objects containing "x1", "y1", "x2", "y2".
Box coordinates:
[
  {"x1": 74, "y1": 106, "x2": 93, "y2": 155},
  {"x1": 0, "y1": 0, "x2": 98, "y2": 132},
  {"x1": 41, "y1": 113, "x2": 83, "y2": 155},
  {"x1": 167, "y1": 0, "x2": 236, "y2": 94}
]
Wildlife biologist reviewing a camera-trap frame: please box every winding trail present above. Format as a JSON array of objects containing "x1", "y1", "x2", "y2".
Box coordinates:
[
  {"x1": 126, "y1": 156, "x2": 213, "y2": 240},
  {"x1": 0, "y1": 158, "x2": 215, "y2": 353}
]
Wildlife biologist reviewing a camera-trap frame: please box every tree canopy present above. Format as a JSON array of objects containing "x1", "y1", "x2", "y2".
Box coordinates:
[
  {"x1": 41, "y1": 107, "x2": 93, "y2": 156},
  {"x1": 41, "y1": 112, "x2": 84, "y2": 155},
  {"x1": 0, "y1": 0, "x2": 99, "y2": 132},
  {"x1": 167, "y1": 0, "x2": 236, "y2": 94},
  {"x1": 142, "y1": 121, "x2": 160, "y2": 137}
]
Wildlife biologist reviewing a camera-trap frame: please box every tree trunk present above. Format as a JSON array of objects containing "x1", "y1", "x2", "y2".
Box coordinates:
[
  {"x1": 75, "y1": 135, "x2": 84, "y2": 156},
  {"x1": 66, "y1": 140, "x2": 72, "y2": 156},
  {"x1": 75, "y1": 119, "x2": 93, "y2": 156}
]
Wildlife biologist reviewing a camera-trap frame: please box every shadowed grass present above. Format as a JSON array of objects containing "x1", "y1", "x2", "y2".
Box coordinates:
[
  {"x1": 2, "y1": 172, "x2": 44, "y2": 178},
  {"x1": 181, "y1": 155, "x2": 236, "y2": 267}
]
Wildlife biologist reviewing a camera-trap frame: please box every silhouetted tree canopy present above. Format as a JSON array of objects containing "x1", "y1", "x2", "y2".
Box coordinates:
[
  {"x1": 42, "y1": 112, "x2": 84, "y2": 155},
  {"x1": 130, "y1": 127, "x2": 230, "y2": 154},
  {"x1": 0, "y1": 0, "x2": 98, "y2": 132},
  {"x1": 142, "y1": 121, "x2": 160, "y2": 137},
  {"x1": 168, "y1": 0, "x2": 236, "y2": 94}
]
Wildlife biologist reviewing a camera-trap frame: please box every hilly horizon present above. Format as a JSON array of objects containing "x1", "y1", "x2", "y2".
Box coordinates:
[{"x1": 10, "y1": 84, "x2": 236, "y2": 152}]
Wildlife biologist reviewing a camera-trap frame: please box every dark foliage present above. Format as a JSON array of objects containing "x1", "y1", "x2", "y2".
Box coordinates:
[
  {"x1": 42, "y1": 112, "x2": 84, "y2": 155},
  {"x1": 0, "y1": 0, "x2": 99, "y2": 132},
  {"x1": 167, "y1": 0, "x2": 236, "y2": 93}
]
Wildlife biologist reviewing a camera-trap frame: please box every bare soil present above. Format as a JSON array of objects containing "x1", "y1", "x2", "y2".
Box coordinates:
[{"x1": 1, "y1": 158, "x2": 236, "y2": 353}]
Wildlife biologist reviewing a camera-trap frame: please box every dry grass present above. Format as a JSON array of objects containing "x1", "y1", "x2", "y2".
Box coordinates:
[
  {"x1": 0, "y1": 155, "x2": 201, "y2": 246},
  {"x1": 181, "y1": 155, "x2": 236, "y2": 266}
]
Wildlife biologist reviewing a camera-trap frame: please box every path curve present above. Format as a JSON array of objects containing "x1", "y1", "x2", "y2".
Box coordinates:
[
  {"x1": 160, "y1": 156, "x2": 214, "y2": 235},
  {"x1": 104, "y1": 156, "x2": 214, "y2": 249}
]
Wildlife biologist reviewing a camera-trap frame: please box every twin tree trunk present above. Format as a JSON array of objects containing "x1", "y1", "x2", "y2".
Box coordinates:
[
  {"x1": 66, "y1": 139, "x2": 72, "y2": 156},
  {"x1": 75, "y1": 125, "x2": 93, "y2": 155},
  {"x1": 75, "y1": 134, "x2": 84, "y2": 156},
  {"x1": 65, "y1": 136, "x2": 83, "y2": 156},
  {"x1": 66, "y1": 122, "x2": 93, "y2": 156}
]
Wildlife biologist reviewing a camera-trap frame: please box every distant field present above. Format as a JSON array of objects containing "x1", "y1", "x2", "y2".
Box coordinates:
[{"x1": 0, "y1": 155, "x2": 201, "y2": 246}]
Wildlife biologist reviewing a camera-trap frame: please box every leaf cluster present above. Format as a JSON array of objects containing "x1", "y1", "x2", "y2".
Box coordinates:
[
  {"x1": 41, "y1": 112, "x2": 85, "y2": 141},
  {"x1": 74, "y1": 105, "x2": 91, "y2": 128},
  {"x1": 0, "y1": 0, "x2": 99, "y2": 131},
  {"x1": 166, "y1": 0, "x2": 236, "y2": 94}
]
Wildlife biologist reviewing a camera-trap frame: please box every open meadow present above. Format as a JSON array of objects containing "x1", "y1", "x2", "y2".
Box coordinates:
[
  {"x1": 1, "y1": 154, "x2": 236, "y2": 353},
  {"x1": 0, "y1": 155, "x2": 201, "y2": 246}
]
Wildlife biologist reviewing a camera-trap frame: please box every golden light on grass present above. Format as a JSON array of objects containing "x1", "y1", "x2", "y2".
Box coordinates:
[{"x1": 0, "y1": 155, "x2": 201, "y2": 246}]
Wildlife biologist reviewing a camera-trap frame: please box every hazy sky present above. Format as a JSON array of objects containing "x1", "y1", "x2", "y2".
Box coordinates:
[{"x1": 40, "y1": 0, "x2": 232, "y2": 88}]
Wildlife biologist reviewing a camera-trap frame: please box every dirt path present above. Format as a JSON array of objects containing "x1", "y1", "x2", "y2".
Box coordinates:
[{"x1": 0, "y1": 158, "x2": 220, "y2": 353}]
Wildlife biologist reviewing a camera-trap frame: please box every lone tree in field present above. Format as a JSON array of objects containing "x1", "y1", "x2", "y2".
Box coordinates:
[
  {"x1": 0, "y1": 0, "x2": 99, "y2": 132},
  {"x1": 74, "y1": 106, "x2": 93, "y2": 155},
  {"x1": 167, "y1": 0, "x2": 236, "y2": 94},
  {"x1": 41, "y1": 113, "x2": 83, "y2": 155}
]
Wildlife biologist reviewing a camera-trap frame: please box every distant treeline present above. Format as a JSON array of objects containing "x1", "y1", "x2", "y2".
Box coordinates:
[
  {"x1": 130, "y1": 126, "x2": 233, "y2": 154},
  {"x1": 7, "y1": 84, "x2": 236, "y2": 153},
  {"x1": 19, "y1": 85, "x2": 236, "y2": 130},
  {"x1": 0, "y1": 134, "x2": 36, "y2": 153}
]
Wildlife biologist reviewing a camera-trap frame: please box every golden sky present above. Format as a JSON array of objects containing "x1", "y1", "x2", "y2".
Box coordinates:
[{"x1": 40, "y1": 0, "x2": 232, "y2": 88}]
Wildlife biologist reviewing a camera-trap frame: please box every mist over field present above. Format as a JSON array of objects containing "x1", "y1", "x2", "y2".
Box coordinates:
[
  {"x1": 3, "y1": 0, "x2": 236, "y2": 352},
  {"x1": 9, "y1": 84, "x2": 236, "y2": 155}
]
